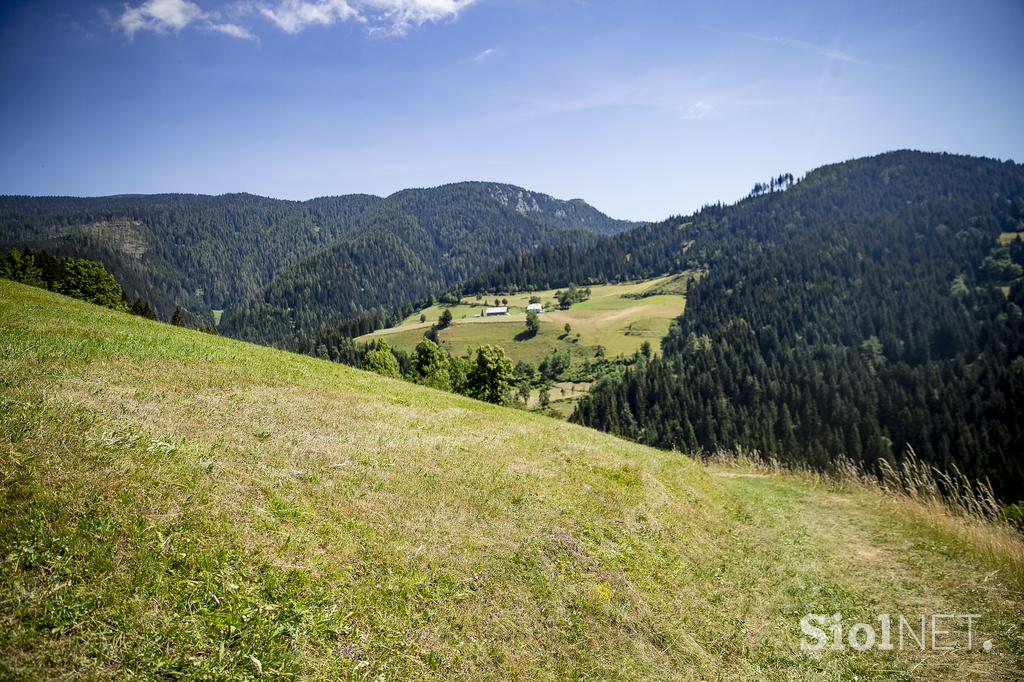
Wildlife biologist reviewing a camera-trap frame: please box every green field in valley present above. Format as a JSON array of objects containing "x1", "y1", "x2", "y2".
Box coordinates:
[
  {"x1": 2, "y1": 280, "x2": 1022, "y2": 680},
  {"x1": 527, "y1": 381, "x2": 594, "y2": 418},
  {"x1": 359, "y1": 274, "x2": 693, "y2": 364}
]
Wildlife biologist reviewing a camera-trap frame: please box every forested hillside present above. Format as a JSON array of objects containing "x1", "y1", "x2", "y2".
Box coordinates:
[
  {"x1": 219, "y1": 183, "x2": 636, "y2": 347},
  {"x1": 0, "y1": 184, "x2": 636, "y2": 330},
  {"x1": 551, "y1": 151, "x2": 1024, "y2": 501},
  {"x1": 0, "y1": 193, "x2": 380, "y2": 321}
]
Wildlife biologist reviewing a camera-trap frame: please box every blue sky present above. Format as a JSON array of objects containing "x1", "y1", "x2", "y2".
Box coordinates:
[{"x1": 1, "y1": 0, "x2": 1022, "y2": 220}]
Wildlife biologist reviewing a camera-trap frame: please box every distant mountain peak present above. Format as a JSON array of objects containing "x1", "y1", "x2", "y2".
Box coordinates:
[{"x1": 488, "y1": 184, "x2": 542, "y2": 216}]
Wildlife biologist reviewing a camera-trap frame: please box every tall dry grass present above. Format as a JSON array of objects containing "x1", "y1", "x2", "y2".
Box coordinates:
[
  {"x1": 875, "y1": 445, "x2": 1003, "y2": 522},
  {"x1": 706, "y1": 444, "x2": 1006, "y2": 523},
  {"x1": 704, "y1": 444, "x2": 1024, "y2": 587}
]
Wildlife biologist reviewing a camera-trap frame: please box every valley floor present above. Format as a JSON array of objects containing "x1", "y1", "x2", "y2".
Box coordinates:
[
  {"x1": 358, "y1": 274, "x2": 690, "y2": 364},
  {"x1": 1, "y1": 281, "x2": 1022, "y2": 680}
]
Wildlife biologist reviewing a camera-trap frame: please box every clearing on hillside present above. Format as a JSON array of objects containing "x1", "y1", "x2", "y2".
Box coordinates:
[
  {"x1": 358, "y1": 273, "x2": 695, "y2": 364},
  {"x1": 2, "y1": 281, "x2": 1023, "y2": 680}
]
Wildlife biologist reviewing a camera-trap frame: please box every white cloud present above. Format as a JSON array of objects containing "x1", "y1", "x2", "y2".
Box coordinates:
[
  {"x1": 683, "y1": 101, "x2": 713, "y2": 120},
  {"x1": 118, "y1": 0, "x2": 205, "y2": 36},
  {"x1": 256, "y1": 0, "x2": 475, "y2": 35},
  {"x1": 118, "y1": 0, "x2": 257, "y2": 39},
  {"x1": 258, "y1": 0, "x2": 359, "y2": 34},
  {"x1": 115, "y1": 0, "x2": 474, "y2": 40},
  {"x1": 208, "y1": 22, "x2": 258, "y2": 40}
]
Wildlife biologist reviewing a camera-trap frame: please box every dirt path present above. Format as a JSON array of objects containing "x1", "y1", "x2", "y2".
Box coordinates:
[{"x1": 709, "y1": 471, "x2": 1024, "y2": 679}]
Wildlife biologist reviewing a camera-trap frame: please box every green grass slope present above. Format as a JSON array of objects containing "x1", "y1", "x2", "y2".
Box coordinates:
[{"x1": 1, "y1": 281, "x2": 1023, "y2": 680}]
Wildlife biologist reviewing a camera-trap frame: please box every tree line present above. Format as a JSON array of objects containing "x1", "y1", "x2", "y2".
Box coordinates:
[
  {"x1": 1, "y1": 247, "x2": 222, "y2": 334},
  {"x1": 1, "y1": 247, "x2": 154, "y2": 316}
]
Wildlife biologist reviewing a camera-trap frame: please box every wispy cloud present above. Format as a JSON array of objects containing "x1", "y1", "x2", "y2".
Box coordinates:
[
  {"x1": 208, "y1": 21, "x2": 258, "y2": 40},
  {"x1": 682, "y1": 101, "x2": 713, "y2": 120},
  {"x1": 500, "y1": 79, "x2": 855, "y2": 131},
  {"x1": 722, "y1": 30, "x2": 876, "y2": 66},
  {"x1": 750, "y1": 34, "x2": 865, "y2": 65},
  {"x1": 472, "y1": 47, "x2": 496, "y2": 62}
]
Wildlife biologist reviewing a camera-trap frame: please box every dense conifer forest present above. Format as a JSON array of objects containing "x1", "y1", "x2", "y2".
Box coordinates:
[
  {"x1": 0, "y1": 183, "x2": 636, "y2": 334},
  {"x1": 540, "y1": 151, "x2": 1024, "y2": 501},
  {"x1": 0, "y1": 192, "x2": 379, "y2": 321}
]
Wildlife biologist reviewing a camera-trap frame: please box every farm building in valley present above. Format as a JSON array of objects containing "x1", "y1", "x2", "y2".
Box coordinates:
[
  {"x1": 485, "y1": 306, "x2": 510, "y2": 316},
  {"x1": 526, "y1": 303, "x2": 543, "y2": 313}
]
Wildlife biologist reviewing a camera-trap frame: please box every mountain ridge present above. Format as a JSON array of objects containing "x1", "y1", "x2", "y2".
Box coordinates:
[{"x1": 0, "y1": 182, "x2": 639, "y2": 337}]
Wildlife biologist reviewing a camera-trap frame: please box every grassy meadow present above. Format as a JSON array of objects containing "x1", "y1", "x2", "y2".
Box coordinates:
[
  {"x1": 2, "y1": 280, "x2": 1023, "y2": 680},
  {"x1": 358, "y1": 274, "x2": 691, "y2": 363}
]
